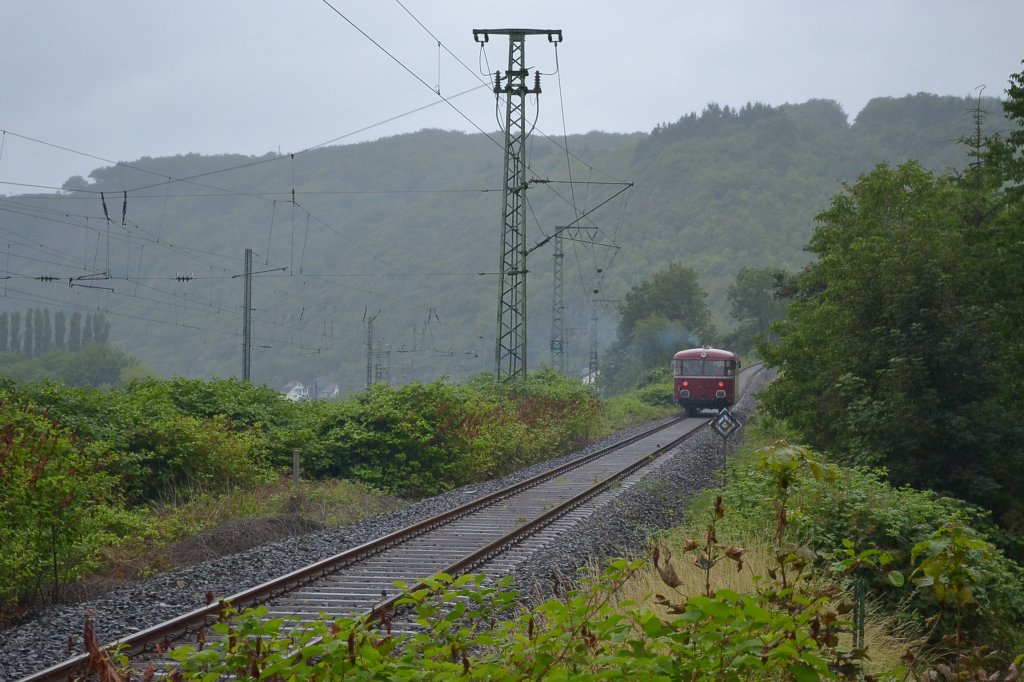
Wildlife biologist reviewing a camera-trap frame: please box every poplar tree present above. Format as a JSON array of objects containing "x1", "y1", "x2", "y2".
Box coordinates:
[
  {"x1": 23, "y1": 311, "x2": 34, "y2": 355},
  {"x1": 54, "y1": 310, "x2": 66, "y2": 350},
  {"x1": 41, "y1": 309, "x2": 52, "y2": 354},
  {"x1": 93, "y1": 312, "x2": 110, "y2": 344},
  {"x1": 10, "y1": 311, "x2": 20, "y2": 353},
  {"x1": 32, "y1": 309, "x2": 44, "y2": 355},
  {"x1": 82, "y1": 312, "x2": 94, "y2": 347},
  {"x1": 68, "y1": 312, "x2": 81, "y2": 352}
]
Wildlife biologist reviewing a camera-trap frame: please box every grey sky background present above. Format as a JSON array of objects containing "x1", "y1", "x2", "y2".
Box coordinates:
[{"x1": 2, "y1": 0, "x2": 1022, "y2": 194}]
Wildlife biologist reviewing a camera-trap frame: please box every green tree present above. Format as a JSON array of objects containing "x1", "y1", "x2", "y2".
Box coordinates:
[
  {"x1": 616, "y1": 262, "x2": 714, "y2": 342},
  {"x1": 601, "y1": 263, "x2": 713, "y2": 393},
  {"x1": 1001, "y1": 59, "x2": 1024, "y2": 191},
  {"x1": 760, "y1": 155, "x2": 1024, "y2": 553},
  {"x1": 54, "y1": 310, "x2": 66, "y2": 350},
  {"x1": 60, "y1": 344, "x2": 136, "y2": 387},
  {"x1": 93, "y1": 312, "x2": 110, "y2": 344},
  {"x1": 726, "y1": 266, "x2": 788, "y2": 352},
  {"x1": 22, "y1": 310, "x2": 33, "y2": 355},
  {"x1": 0, "y1": 395, "x2": 129, "y2": 610},
  {"x1": 41, "y1": 309, "x2": 52, "y2": 354},
  {"x1": 81, "y1": 312, "x2": 94, "y2": 347},
  {"x1": 9, "y1": 311, "x2": 19, "y2": 353},
  {"x1": 68, "y1": 312, "x2": 81, "y2": 352}
]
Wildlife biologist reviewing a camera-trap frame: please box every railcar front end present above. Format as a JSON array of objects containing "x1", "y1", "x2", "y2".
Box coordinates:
[{"x1": 672, "y1": 347, "x2": 739, "y2": 416}]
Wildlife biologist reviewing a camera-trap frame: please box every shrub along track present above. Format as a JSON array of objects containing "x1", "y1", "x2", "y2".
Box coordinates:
[{"x1": 14, "y1": 366, "x2": 763, "y2": 681}]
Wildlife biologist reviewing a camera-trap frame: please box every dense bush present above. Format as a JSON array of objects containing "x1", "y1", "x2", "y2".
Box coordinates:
[
  {"x1": 303, "y1": 372, "x2": 601, "y2": 497},
  {"x1": 706, "y1": 440, "x2": 1024, "y2": 654},
  {"x1": 629, "y1": 379, "x2": 675, "y2": 408},
  {"x1": 0, "y1": 394, "x2": 139, "y2": 614}
]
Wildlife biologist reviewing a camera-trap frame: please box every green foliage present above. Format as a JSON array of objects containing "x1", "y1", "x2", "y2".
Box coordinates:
[
  {"x1": 911, "y1": 522, "x2": 992, "y2": 612},
  {"x1": 0, "y1": 344, "x2": 140, "y2": 387},
  {"x1": 122, "y1": 377, "x2": 306, "y2": 468},
  {"x1": 725, "y1": 266, "x2": 789, "y2": 354},
  {"x1": 602, "y1": 263, "x2": 714, "y2": 393},
  {"x1": 628, "y1": 376, "x2": 676, "y2": 408},
  {"x1": 704, "y1": 440, "x2": 1024, "y2": 655},
  {"x1": 752, "y1": 68, "x2": 1024, "y2": 564},
  {"x1": 596, "y1": 391, "x2": 677, "y2": 433},
  {"x1": 126, "y1": 413, "x2": 277, "y2": 498},
  {"x1": 758, "y1": 154, "x2": 1024, "y2": 554},
  {"x1": 615, "y1": 262, "x2": 714, "y2": 341},
  {"x1": 304, "y1": 372, "x2": 601, "y2": 497},
  {"x1": 163, "y1": 560, "x2": 865, "y2": 681},
  {"x1": 0, "y1": 393, "x2": 139, "y2": 615}
]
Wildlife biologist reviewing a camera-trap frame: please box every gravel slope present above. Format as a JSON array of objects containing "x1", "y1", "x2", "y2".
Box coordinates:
[{"x1": 0, "y1": 373, "x2": 766, "y2": 681}]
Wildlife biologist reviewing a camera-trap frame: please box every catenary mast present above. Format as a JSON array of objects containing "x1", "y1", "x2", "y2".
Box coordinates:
[{"x1": 473, "y1": 28, "x2": 562, "y2": 382}]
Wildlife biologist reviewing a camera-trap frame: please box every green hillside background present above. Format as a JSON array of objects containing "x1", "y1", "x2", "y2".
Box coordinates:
[{"x1": 0, "y1": 93, "x2": 1006, "y2": 392}]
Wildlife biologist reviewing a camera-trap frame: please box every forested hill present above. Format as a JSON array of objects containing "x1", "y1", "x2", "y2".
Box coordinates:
[{"x1": 0, "y1": 93, "x2": 1007, "y2": 391}]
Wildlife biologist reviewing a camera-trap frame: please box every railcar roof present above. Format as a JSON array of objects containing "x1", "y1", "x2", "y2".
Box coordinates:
[{"x1": 672, "y1": 347, "x2": 738, "y2": 360}]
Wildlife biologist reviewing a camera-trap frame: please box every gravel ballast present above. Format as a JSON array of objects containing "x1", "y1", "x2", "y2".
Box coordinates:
[{"x1": 0, "y1": 372, "x2": 766, "y2": 681}]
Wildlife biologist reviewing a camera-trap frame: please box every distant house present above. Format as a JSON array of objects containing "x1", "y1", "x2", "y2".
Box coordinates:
[{"x1": 282, "y1": 381, "x2": 309, "y2": 402}]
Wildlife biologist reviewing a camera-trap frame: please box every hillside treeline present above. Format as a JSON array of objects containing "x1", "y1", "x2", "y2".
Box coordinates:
[{"x1": 0, "y1": 92, "x2": 1005, "y2": 391}]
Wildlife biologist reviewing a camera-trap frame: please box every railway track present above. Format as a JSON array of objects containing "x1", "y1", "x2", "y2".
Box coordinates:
[{"x1": 18, "y1": 365, "x2": 762, "y2": 681}]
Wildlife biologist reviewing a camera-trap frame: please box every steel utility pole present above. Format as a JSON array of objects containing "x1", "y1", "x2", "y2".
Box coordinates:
[
  {"x1": 365, "y1": 310, "x2": 379, "y2": 389},
  {"x1": 473, "y1": 27, "x2": 562, "y2": 382},
  {"x1": 242, "y1": 248, "x2": 252, "y2": 381}
]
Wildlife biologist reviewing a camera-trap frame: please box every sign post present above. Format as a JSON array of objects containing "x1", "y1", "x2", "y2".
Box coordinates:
[{"x1": 712, "y1": 408, "x2": 742, "y2": 483}]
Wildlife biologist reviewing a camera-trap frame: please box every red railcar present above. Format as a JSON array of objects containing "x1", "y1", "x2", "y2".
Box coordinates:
[{"x1": 672, "y1": 346, "x2": 740, "y2": 416}]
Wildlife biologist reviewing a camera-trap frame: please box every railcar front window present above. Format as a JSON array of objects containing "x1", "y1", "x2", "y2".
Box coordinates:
[
  {"x1": 680, "y1": 359, "x2": 703, "y2": 375},
  {"x1": 675, "y1": 356, "x2": 738, "y2": 377},
  {"x1": 708, "y1": 361, "x2": 727, "y2": 377}
]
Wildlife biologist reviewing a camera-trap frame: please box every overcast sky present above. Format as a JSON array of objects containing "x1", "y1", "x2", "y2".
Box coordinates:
[{"x1": 2, "y1": 0, "x2": 1022, "y2": 193}]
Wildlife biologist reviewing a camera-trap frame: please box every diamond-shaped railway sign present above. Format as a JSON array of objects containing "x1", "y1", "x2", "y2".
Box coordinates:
[{"x1": 712, "y1": 408, "x2": 742, "y2": 441}]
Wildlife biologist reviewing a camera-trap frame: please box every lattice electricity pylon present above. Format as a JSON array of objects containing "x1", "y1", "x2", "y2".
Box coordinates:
[
  {"x1": 474, "y1": 28, "x2": 562, "y2": 382},
  {"x1": 551, "y1": 232, "x2": 564, "y2": 372},
  {"x1": 588, "y1": 312, "x2": 599, "y2": 382}
]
